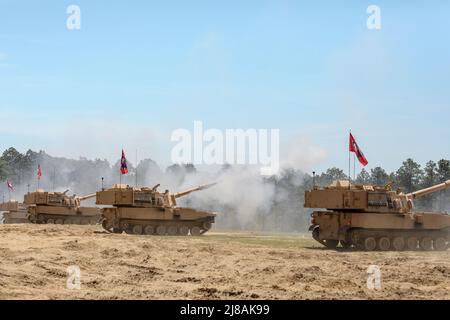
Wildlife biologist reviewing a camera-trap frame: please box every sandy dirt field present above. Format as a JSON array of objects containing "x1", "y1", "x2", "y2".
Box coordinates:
[{"x1": 0, "y1": 224, "x2": 449, "y2": 300}]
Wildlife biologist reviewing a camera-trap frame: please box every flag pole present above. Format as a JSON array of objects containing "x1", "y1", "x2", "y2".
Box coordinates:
[
  {"x1": 135, "y1": 149, "x2": 138, "y2": 187},
  {"x1": 353, "y1": 153, "x2": 356, "y2": 181},
  {"x1": 348, "y1": 129, "x2": 351, "y2": 186}
]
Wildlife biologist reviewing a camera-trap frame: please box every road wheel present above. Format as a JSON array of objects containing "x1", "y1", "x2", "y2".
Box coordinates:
[
  {"x1": 132, "y1": 225, "x2": 143, "y2": 235},
  {"x1": 179, "y1": 226, "x2": 189, "y2": 236},
  {"x1": 144, "y1": 225, "x2": 154, "y2": 235},
  {"x1": 419, "y1": 237, "x2": 433, "y2": 251},
  {"x1": 364, "y1": 237, "x2": 377, "y2": 251},
  {"x1": 434, "y1": 238, "x2": 447, "y2": 251},
  {"x1": 112, "y1": 227, "x2": 122, "y2": 234},
  {"x1": 55, "y1": 219, "x2": 64, "y2": 225},
  {"x1": 156, "y1": 225, "x2": 166, "y2": 235},
  {"x1": 406, "y1": 237, "x2": 418, "y2": 250},
  {"x1": 311, "y1": 226, "x2": 320, "y2": 242},
  {"x1": 102, "y1": 219, "x2": 113, "y2": 231},
  {"x1": 168, "y1": 226, "x2": 178, "y2": 236},
  {"x1": 202, "y1": 221, "x2": 212, "y2": 231},
  {"x1": 324, "y1": 239, "x2": 339, "y2": 249},
  {"x1": 378, "y1": 237, "x2": 391, "y2": 251},
  {"x1": 190, "y1": 226, "x2": 201, "y2": 236},
  {"x1": 392, "y1": 237, "x2": 405, "y2": 251},
  {"x1": 47, "y1": 219, "x2": 55, "y2": 224},
  {"x1": 348, "y1": 229, "x2": 360, "y2": 245},
  {"x1": 340, "y1": 240, "x2": 352, "y2": 249}
]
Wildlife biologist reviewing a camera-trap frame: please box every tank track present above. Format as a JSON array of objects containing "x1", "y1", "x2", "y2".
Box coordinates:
[
  {"x1": 2, "y1": 214, "x2": 29, "y2": 224},
  {"x1": 3, "y1": 217, "x2": 30, "y2": 224},
  {"x1": 28, "y1": 213, "x2": 101, "y2": 225},
  {"x1": 311, "y1": 226, "x2": 450, "y2": 251},
  {"x1": 102, "y1": 218, "x2": 214, "y2": 236}
]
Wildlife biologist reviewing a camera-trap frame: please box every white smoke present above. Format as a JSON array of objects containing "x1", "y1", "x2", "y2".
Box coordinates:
[{"x1": 280, "y1": 135, "x2": 327, "y2": 172}]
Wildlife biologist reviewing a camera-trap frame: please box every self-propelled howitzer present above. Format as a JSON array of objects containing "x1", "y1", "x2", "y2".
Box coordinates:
[
  {"x1": 96, "y1": 183, "x2": 218, "y2": 236},
  {"x1": 305, "y1": 180, "x2": 450, "y2": 251},
  {"x1": 24, "y1": 190, "x2": 101, "y2": 225},
  {"x1": 0, "y1": 200, "x2": 29, "y2": 224}
]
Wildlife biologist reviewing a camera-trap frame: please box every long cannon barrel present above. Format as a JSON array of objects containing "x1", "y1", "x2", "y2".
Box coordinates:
[
  {"x1": 407, "y1": 180, "x2": 450, "y2": 199},
  {"x1": 77, "y1": 193, "x2": 97, "y2": 201},
  {"x1": 173, "y1": 182, "x2": 217, "y2": 199}
]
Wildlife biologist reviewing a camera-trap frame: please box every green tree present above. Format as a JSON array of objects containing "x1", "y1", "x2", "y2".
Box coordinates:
[
  {"x1": 436, "y1": 159, "x2": 450, "y2": 182},
  {"x1": 422, "y1": 161, "x2": 438, "y2": 187},
  {"x1": 370, "y1": 167, "x2": 389, "y2": 186},
  {"x1": 396, "y1": 158, "x2": 423, "y2": 192},
  {"x1": 0, "y1": 159, "x2": 9, "y2": 181},
  {"x1": 356, "y1": 168, "x2": 370, "y2": 184},
  {"x1": 417, "y1": 161, "x2": 438, "y2": 210},
  {"x1": 318, "y1": 167, "x2": 347, "y2": 186},
  {"x1": 435, "y1": 159, "x2": 450, "y2": 211}
]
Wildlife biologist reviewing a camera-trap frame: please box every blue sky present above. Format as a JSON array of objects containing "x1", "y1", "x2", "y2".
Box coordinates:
[{"x1": 0, "y1": 0, "x2": 449, "y2": 173}]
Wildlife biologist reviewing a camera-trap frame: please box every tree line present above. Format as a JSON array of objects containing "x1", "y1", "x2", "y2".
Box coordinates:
[{"x1": 0, "y1": 147, "x2": 449, "y2": 231}]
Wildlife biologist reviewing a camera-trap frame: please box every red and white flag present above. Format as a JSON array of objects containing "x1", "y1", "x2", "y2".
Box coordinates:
[
  {"x1": 349, "y1": 133, "x2": 368, "y2": 166},
  {"x1": 120, "y1": 149, "x2": 129, "y2": 174},
  {"x1": 38, "y1": 164, "x2": 42, "y2": 179},
  {"x1": 7, "y1": 180, "x2": 14, "y2": 191}
]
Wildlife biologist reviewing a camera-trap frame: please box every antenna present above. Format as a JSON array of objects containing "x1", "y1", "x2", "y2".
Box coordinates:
[
  {"x1": 101, "y1": 177, "x2": 104, "y2": 191},
  {"x1": 52, "y1": 167, "x2": 56, "y2": 191},
  {"x1": 312, "y1": 171, "x2": 316, "y2": 188}
]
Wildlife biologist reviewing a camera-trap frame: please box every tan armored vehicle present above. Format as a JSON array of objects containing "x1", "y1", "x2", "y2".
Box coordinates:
[
  {"x1": 24, "y1": 189, "x2": 101, "y2": 224},
  {"x1": 0, "y1": 201, "x2": 29, "y2": 224},
  {"x1": 305, "y1": 180, "x2": 450, "y2": 251},
  {"x1": 96, "y1": 183, "x2": 217, "y2": 236}
]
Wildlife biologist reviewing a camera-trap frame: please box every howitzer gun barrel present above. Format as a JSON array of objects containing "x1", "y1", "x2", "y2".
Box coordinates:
[
  {"x1": 173, "y1": 182, "x2": 217, "y2": 198},
  {"x1": 77, "y1": 193, "x2": 96, "y2": 201},
  {"x1": 407, "y1": 180, "x2": 450, "y2": 199}
]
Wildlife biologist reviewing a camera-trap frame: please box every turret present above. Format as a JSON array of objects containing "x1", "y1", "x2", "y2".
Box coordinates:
[
  {"x1": 96, "y1": 182, "x2": 217, "y2": 208},
  {"x1": 304, "y1": 179, "x2": 450, "y2": 215},
  {"x1": 24, "y1": 189, "x2": 96, "y2": 208}
]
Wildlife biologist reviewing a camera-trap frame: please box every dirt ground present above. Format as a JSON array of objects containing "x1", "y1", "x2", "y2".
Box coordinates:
[{"x1": 0, "y1": 224, "x2": 448, "y2": 300}]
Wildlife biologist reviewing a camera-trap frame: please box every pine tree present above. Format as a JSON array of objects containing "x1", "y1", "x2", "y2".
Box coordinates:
[
  {"x1": 395, "y1": 158, "x2": 423, "y2": 193},
  {"x1": 356, "y1": 168, "x2": 370, "y2": 184},
  {"x1": 370, "y1": 167, "x2": 389, "y2": 186}
]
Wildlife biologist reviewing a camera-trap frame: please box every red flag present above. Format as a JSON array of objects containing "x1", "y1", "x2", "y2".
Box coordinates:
[
  {"x1": 38, "y1": 164, "x2": 42, "y2": 179},
  {"x1": 7, "y1": 180, "x2": 14, "y2": 191},
  {"x1": 349, "y1": 133, "x2": 368, "y2": 166},
  {"x1": 120, "y1": 149, "x2": 128, "y2": 174}
]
